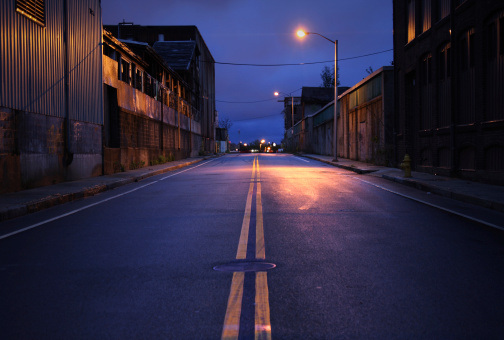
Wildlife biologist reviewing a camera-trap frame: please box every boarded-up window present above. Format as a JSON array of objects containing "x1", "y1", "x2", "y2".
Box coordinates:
[
  {"x1": 408, "y1": 0, "x2": 416, "y2": 43},
  {"x1": 16, "y1": 0, "x2": 45, "y2": 26}
]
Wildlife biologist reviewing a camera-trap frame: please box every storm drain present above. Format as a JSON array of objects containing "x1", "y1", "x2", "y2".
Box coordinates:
[{"x1": 213, "y1": 261, "x2": 276, "y2": 272}]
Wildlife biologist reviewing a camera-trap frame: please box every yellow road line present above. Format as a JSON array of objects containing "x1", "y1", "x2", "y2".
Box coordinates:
[
  {"x1": 256, "y1": 156, "x2": 265, "y2": 259},
  {"x1": 221, "y1": 272, "x2": 245, "y2": 340},
  {"x1": 236, "y1": 157, "x2": 256, "y2": 259},
  {"x1": 236, "y1": 181, "x2": 254, "y2": 259},
  {"x1": 255, "y1": 272, "x2": 272, "y2": 340},
  {"x1": 255, "y1": 180, "x2": 265, "y2": 260},
  {"x1": 256, "y1": 155, "x2": 260, "y2": 180},
  {"x1": 223, "y1": 156, "x2": 272, "y2": 339}
]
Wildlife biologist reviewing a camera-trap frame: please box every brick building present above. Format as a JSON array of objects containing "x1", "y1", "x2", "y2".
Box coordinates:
[
  {"x1": 102, "y1": 31, "x2": 201, "y2": 173},
  {"x1": 393, "y1": 0, "x2": 504, "y2": 184},
  {"x1": 104, "y1": 25, "x2": 217, "y2": 154}
]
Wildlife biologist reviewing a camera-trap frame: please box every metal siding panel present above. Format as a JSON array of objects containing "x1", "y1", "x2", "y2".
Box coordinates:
[
  {"x1": 1, "y1": 0, "x2": 65, "y2": 117},
  {"x1": 1, "y1": 0, "x2": 102, "y2": 123},
  {"x1": 67, "y1": 0, "x2": 103, "y2": 124}
]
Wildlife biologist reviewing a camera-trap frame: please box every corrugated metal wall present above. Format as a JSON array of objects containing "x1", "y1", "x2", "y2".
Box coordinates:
[
  {"x1": 1, "y1": 0, "x2": 65, "y2": 116},
  {"x1": 67, "y1": 0, "x2": 103, "y2": 123},
  {"x1": 0, "y1": 0, "x2": 102, "y2": 124}
]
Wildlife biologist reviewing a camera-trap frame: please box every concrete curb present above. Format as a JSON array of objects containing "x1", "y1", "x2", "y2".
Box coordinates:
[
  {"x1": 300, "y1": 153, "x2": 504, "y2": 214},
  {"x1": 382, "y1": 174, "x2": 504, "y2": 213},
  {"x1": 301, "y1": 155, "x2": 377, "y2": 174}
]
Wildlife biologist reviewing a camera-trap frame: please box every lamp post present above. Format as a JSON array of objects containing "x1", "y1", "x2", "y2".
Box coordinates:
[
  {"x1": 274, "y1": 91, "x2": 296, "y2": 133},
  {"x1": 260, "y1": 139, "x2": 266, "y2": 152},
  {"x1": 297, "y1": 30, "x2": 338, "y2": 162}
]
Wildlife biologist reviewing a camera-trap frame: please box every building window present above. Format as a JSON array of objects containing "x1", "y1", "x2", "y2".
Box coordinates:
[
  {"x1": 487, "y1": 21, "x2": 497, "y2": 61},
  {"x1": 407, "y1": 0, "x2": 416, "y2": 43},
  {"x1": 422, "y1": 0, "x2": 431, "y2": 33},
  {"x1": 420, "y1": 53, "x2": 434, "y2": 129},
  {"x1": 135, "y1": 69, "x2": 143, "y2": 91},
  {"x1": 484, "y1": 12, "x2": 504, "y2": 121},
  {"x1": 436, "y1": 0, "x2": 450, "y2": 22},
  {"x1": 16, "y1": 0, "x2": 45, "y2": 26},
  {"x1": 438, "y1": 43, "x2": 451, "y2": 80},
  {"x1": 500, "y1": 16, "x2": 504, "y2": 55},
  {"x1": 421, "y1": 53, "x2": 433, "y2": 85},
  {"x1": 459, "y1": 29, "x2": 475, "y2": 70},
  {"x1": 120, "y1": 59, "x2": 130, "y2": 84}
]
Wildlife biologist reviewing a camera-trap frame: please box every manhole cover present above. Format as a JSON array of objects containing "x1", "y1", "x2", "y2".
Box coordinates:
[{"x1": 213, "y1": 261, "x2": 276, "y2": 272}]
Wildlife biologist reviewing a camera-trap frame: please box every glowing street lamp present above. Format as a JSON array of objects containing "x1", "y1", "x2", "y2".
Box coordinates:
[
  {"x1": 260, "y1": 139, "x2": 266, "y2": 152},
  {"x1": 297, "y1": 29, "x2": 339, "y2": 162}
]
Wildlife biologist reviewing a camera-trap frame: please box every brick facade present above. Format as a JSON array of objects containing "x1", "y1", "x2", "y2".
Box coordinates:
[{"x1": 393, "y1": 0, "x2": 504, "y2": 184}]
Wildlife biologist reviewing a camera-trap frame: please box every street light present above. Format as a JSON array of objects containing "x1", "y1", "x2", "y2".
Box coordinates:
[
  {"x1": 260, "y1": 139, "x2": 266, "y2": 152},
  {"x1": 297, "y1": 29, "x2": 339, "y2": 162}
]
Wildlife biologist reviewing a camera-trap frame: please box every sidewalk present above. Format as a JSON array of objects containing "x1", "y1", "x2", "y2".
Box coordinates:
[
  {"x1": 302, "y1": 154, "x2": 504, "y2": 213},
  {"x1": 0, "y1": 156, "x2": 213, "y2": 222}
]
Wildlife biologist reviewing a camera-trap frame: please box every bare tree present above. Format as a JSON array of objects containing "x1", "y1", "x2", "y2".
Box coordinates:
[
  {"x1": 219, "y1": 117, "x2": 233, "y2": 131},
  {"x1": 320, "y1": 66, "x2": 341, "y2": 87}
]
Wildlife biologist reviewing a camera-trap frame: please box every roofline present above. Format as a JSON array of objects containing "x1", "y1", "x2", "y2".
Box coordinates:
[
  {"x1": 118, "y1": 24, "x2": 216, "y2": 63},
  {"x1": 154, "y1": 41, "x2": 197, "y2": 70},
  {"x1": 103, "y1": 29, "x2": 148, "y2": 68},
  {"x1": 293, "y1": 65, "x2": 394, "y2": 127},
  {"x1": 339, "y1": 66, "x2": 393, "y2": 98}
]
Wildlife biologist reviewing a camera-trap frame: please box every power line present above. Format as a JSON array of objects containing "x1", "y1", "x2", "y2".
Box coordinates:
[
  {"x1": 204, "y1": 48, "x2": 392, "y2": 67},
  {"x1": 216, "y1": 98, "x2": 277, "y2": 104},
  {"x1": 234, "y1": 113, "x2": 283, "y2": 122},
  {"x1": 217, "y1": 88, "x2": 302, "y2": 104}
]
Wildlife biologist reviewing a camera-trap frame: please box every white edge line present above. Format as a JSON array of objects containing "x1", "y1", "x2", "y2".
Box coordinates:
[
  {"x1": 293, "y1": 156, "x2": 310, "y2": 163},
  {"x1": 159, "y1": 159, "x2": 214, "y2": 180},
  {"x1": 0, "y1": 159, "x2": 215, "y2": 240},
  {"x1": 353, "y1": 177, "x2": 504, "y2": 232}
]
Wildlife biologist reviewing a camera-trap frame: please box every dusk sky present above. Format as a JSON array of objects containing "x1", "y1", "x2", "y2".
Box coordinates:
[{"x1": 101, "y1": 0, "x2": 393, "y2": 146}]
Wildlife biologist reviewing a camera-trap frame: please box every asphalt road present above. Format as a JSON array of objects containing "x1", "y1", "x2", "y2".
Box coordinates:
[{"x1": 1, "y1": 154, "x2": 504, "y2": 339}]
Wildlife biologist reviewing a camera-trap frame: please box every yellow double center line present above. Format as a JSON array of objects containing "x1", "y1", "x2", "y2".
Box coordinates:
[{"x1": 222, "y1": 156, "x2": 271, "y2": 340}]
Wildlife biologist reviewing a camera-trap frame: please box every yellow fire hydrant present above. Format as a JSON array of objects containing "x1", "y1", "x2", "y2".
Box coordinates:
[{"x1": 400, "y1": 154, "x2": 412, "y2": 178}]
